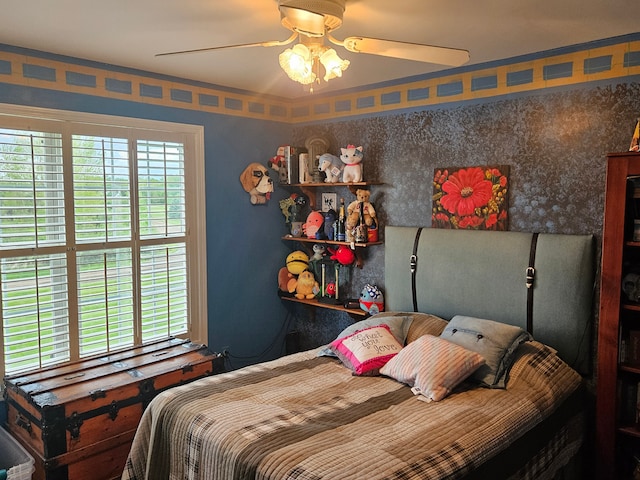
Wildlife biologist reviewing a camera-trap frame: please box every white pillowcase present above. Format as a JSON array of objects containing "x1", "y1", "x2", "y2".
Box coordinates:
[{"x1": 380, "y1": 334, "x2": 485, "y2": 402}]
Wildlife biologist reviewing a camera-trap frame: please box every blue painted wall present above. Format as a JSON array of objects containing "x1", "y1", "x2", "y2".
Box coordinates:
[{"x1": 0, "y1": 83, "x2": 294, "y2": 369}]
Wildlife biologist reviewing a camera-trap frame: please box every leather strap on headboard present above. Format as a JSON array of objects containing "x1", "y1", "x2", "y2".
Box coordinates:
[
  {"x1": 526, "y1": 232, "x2": 539, "y2": 335},
  {"x1": 411, "y1": 227, "x2": 424, "y2": 312},
  {"x1": 385, "y1": 227, "x2": 595, "y2": 374}
]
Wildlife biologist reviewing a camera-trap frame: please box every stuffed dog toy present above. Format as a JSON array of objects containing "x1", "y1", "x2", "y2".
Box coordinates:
[{"x1": 240, "y1": 162, "x2": 273, "y2": 204}]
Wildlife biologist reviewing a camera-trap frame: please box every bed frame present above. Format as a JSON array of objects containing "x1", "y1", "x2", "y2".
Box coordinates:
[{"x1": 384, "y1": 227, "x2": 596, "y2": 374}]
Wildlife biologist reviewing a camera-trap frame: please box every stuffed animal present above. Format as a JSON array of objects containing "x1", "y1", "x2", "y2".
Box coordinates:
[
  {"x1": 286, "y1": 250, "x2": 309, "y2": 275},
  {"x1": 318, "y1": 153, "x2": 343, "y2": 183},
  {"x1": 347, "y1": 189, "x2": 376, "y2": 227},
  {"x1": 239, "y1": 162, "x2": 273, "y2": 204},
  {"x1": 359, "y1": 284, "x2": 384, "y2": 314},
  {"x1": 277, "y1": 266, "x2": 296, "y2": 295},
  {"x1": 303, "y1": 211, "x2": 324, "y2": 239},
  {"x1": 289, "y1": 270, "x2": 320, "y2": 299},
  {"x1": 310, "y1": 244, "x2": 326, "y2": 262},
  {"x1": 322, "y1": 209, "x2": 337, "y2": 240},
  {"x1": 328, "y1": 245, "x2": 356, "y2": 265},
  {"x1": 267, "y1": 145, "x2": 288, "y2": 183},
  {"x1": 346, "y1": 189, "x2": 376, "y2": 241},
  {"x1": 340, "y1": 145, "x2": 364, "y2": 183}
]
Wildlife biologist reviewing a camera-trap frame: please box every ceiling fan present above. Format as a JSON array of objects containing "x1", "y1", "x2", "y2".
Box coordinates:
[{"x1": 156, "y1": 0, "x2": 470, "y2": 89}]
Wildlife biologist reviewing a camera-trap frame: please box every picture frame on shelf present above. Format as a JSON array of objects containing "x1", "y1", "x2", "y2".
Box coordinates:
[{"x1": 321, "y1": 192, "x2": 337, "y2": 212}]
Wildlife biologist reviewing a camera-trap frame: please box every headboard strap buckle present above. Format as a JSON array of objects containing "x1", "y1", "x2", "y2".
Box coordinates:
[
  {"x1": 410, "y1": 254, "x2": 417, "y2": 273},
  {"x1": 525, "y1": 267, "x2": 535, "y2": 288}
]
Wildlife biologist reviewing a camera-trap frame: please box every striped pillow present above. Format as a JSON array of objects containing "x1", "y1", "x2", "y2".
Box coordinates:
[{"x1": 380, "y1": 334, "x2": 485, "y2": 402}]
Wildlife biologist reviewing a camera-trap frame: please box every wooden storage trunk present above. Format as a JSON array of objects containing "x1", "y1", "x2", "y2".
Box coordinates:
[{"x1": 3, "y1": 337, "x2": 223, "y2": 480}]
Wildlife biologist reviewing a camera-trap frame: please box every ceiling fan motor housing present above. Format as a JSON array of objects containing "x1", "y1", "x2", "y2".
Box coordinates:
[{"x1": 279, "y1": 0, "x2": 345, "y2": 36}]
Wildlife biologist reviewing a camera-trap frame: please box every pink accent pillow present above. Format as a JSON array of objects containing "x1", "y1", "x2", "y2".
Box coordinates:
[
  {"x1": 380, "y1": 334, "x2": 485, "y2": 402},
  {"x1": 329, "y1": 324, "x2": 403, "y2": 376}
]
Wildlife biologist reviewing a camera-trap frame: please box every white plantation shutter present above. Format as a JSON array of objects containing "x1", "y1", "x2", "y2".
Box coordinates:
[{"x1": 0, "y1": 108, "x2": 206, "y2": 378}]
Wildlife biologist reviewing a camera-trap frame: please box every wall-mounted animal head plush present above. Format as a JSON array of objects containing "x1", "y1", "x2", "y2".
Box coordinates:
[{"x1": 239, "y1": 162, "x2": 274, "y2": 204}]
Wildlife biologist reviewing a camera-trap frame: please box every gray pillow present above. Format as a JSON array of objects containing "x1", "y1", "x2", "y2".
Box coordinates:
[
  {"x1": 439, "y1": 315, "x2": 532, "y2": 388},
  {"x1": 317, "y1": 313, "x2": 413, "y2": 357}
]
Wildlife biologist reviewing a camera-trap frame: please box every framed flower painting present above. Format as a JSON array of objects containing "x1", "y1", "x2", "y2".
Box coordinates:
[{"x1": 432, "y1": 165, "x2": 509, "y2": 230}]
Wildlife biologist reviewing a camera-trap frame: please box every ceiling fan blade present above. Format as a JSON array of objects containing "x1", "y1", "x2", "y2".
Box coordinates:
[
  {"x1": 337, "y1": 36, "x2": 469, "y2": 67},
  {"x1": 156, "y1": 32, "x2": 298, "y2": 57}
]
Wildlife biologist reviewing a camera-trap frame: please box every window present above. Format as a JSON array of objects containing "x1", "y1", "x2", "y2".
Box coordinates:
[{"x1": 0, "y1": 105, "x2": 207, "y2": 378}]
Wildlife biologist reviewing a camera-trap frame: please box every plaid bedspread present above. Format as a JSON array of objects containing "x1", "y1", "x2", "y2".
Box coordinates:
[{"x1": 122, "y1": 340, "x2": 582, "y2": 480}]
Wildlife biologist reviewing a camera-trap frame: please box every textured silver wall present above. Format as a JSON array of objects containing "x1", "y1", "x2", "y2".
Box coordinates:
[{"x1": 286, "y1": 80, "x2": 640, "y2": 353}]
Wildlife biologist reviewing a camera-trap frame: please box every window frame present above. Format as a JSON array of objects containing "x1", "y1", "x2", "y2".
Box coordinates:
[{"x1": 0, "y1": 103, "x2": 208, "y2": 378}]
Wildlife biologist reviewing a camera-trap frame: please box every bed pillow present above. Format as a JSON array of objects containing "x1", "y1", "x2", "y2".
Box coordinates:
[
  {"x1": 317, "y1": 314, "x2": 413, "y2": 357},
  {"x1": 380, "y1": 334, "x2": 485, "y2": 402},
  {"x1": 405, "y1": 312, "x2": 448, "y2": 344},
  {"x1": 329, "y1": 324, "x2": 403, "y2": 376},
  {"x1": 440, "y1": 315, "x2": 532, "y2": 388}
]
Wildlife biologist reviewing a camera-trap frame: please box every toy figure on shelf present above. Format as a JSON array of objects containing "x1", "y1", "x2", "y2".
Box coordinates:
[
  {"x1": 340, "y1": 144, "x2": 364, "y2": 183},
  {"x1": 328, "y1": 245, "x2": 356, "y2": 265},
  {"x1": 289, "y1": 270, "x2": 320, "y2": 299},
  {"x1": 318, "y1": 153, "x2": 343, "y2": 183},
  {"x1": 280, "y1": 193, "x2": 308, "y2": 237},
  {"x1": 631, "y1": 117, "x2": 640, "y2": 152},
  {"x1": 346, "y1": 189, "x2": 376, "y2": 242},
  {"x1": 310, "y1": 244, "x2": 326, "y2": 262},
  {"x1": 303, "y1": 211, "x2": 324, "y2": 239},
  {"x1": 320, "y1": 209, "x2": 337, "y2": 240},
  {"x1": 359, "y1": 284, "x2": 384, "y2": 314}
]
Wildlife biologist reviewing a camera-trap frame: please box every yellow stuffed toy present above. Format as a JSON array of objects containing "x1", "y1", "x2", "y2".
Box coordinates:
[{"x1": 289, "y1": 270, "x2": 320, "y2": 299}]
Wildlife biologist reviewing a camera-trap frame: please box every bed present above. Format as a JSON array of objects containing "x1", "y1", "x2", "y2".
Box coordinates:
[{"x1": 122, "y1": 227, "x2": 596, "y2": 480}]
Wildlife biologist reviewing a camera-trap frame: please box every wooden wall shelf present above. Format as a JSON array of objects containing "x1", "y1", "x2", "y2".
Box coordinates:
[
  {"x1": 281, "y1": 296, "x2": 368, "y2": 319},
  {"x1": 282, "y1": 181, "x2": 382, "y2": 210}
]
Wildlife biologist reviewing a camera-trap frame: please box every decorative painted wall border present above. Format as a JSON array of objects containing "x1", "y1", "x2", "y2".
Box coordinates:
[
  {"x1": 1, "y1": 34, "x2": 639, "y2": 124},
  {"x1": 290, "y1": 37, "x2": 640, "y2": 123}
]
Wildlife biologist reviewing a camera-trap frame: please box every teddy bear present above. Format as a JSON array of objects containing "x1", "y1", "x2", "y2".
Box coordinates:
[
  {"x1": 346, "y1": 189, "x2": 376, "y2": 239},
  {"x1": 289, "y1": 270, "x2": 320, "y2": 299},
  {"x1": 340, "y1": 145, "x2": 364, "y2": 183}
]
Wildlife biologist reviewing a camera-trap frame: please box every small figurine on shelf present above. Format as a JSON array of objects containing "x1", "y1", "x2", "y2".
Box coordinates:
[
  {"x1": 280, "y1": 193, "x2": 308, "y2": 237},
  {"x1": 359, "y1": 284, "x2": 384, "y2": 315},
  {"x1": 303, "y1": 211, "x2": 324, "y2": 239},
  {"x1": 346, "y1": 189, "x2": 376, "y2": 242},
  {"x1": 310, "y1": 244, "x2": 326, "y2": 262},
  {"x1": 290, "y1": 270, "x2": 320, "y2": 299},
  {"x1": 321, "y1": 209, "x2": 337, "y2": 240},
  {"x1": 631, "y1": 118, "x2": 640, "y2": 152},
  {"x1": 328, "y1": 245, "x2": 356, "y2": 266},
  {"x1": 340, "y1": 144, "x2": 364, "y2": 183},
  {"x1": 318, "y1": 153, "x2": 343, "y2": 183}
]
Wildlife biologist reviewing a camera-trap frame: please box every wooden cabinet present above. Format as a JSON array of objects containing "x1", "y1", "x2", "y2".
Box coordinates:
[{"x1": 596, "y1": 152, "x2": 640, "y2": 479}]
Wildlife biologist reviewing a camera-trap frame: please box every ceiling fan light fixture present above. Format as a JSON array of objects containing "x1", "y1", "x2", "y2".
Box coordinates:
[
  {"x1": 279, "y1": 43, "x2": 316, "y2": 84},
  {"x1": 279, "y1": 0, "x2": 345, "y2": 35},
  {"x1": 319, "y1": 47, "x2": 349, "y2": 81}
]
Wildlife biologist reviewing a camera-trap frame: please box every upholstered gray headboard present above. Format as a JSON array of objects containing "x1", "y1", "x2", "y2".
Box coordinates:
[{"x1": 384, "y1": 227, "x2": 596, "y2": 374}]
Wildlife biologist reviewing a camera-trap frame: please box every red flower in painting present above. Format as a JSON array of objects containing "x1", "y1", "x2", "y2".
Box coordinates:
[
  {"x1": 440, "y1": 167, "x2": 493, "y2": 216},
  {"x1": 485, "y1": 212, "x2": 498, "y2": 229},
  {"x1": 458, "y1": 215, "x2": 485, "y2": 229}
]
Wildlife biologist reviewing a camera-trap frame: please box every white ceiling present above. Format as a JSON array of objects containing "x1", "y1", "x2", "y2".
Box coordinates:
[{"x1": 1, "y1": 0, "x2": 638, "y2": 99}]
